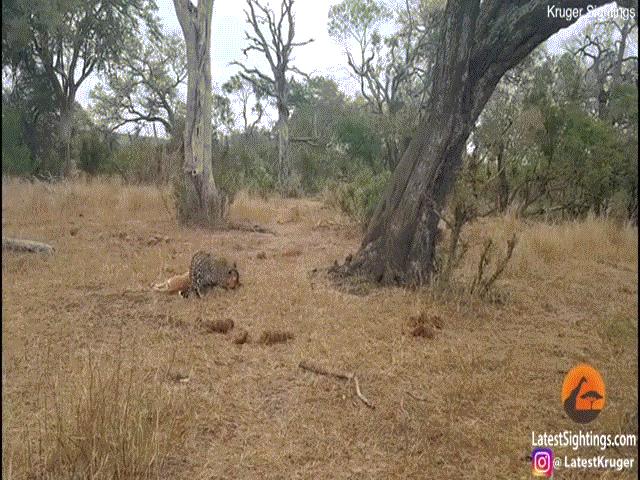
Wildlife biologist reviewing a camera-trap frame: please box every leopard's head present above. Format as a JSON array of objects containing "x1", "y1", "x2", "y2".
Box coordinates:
[{"x1": 224, "y1": 263, "x2": 241, "y2": 289}]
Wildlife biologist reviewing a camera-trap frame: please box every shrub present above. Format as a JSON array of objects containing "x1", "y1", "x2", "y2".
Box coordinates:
[
  {"x1": 1, "y1": 106, "x2": 37, "y2": 176},
  {"x1": 325, "y1": 169, "x2": 390, "y2": 222},
  {"x1": 78, "y1": 131, "x2": 110, "y2": 175},
  {"x1": 217, "y1": 135, "x2": 278, "y2": 198},
  {"x1": 105, "y1": 140, "x2": 174, "y2": 184},
  {"x1": 280, "y1": 171, "x2": 304, "y2": 198},
  {"x1": 244, "y1": 159, "x2": 277, "y2": 198},
  {"x1": 607, "y1": 190, "x2": 634, "y2": 224}
]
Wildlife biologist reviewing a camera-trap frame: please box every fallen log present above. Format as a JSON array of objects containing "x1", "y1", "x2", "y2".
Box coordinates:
[
  {"x1": 227, "y1": 221, "x2": 276, "y2": 235},
  {"x1": 2, "y1": 237, "x2": 54, "y2": 255}
]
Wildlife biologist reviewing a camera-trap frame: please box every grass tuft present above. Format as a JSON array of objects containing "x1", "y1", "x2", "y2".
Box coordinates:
[{"x1": 7, "y1": 348, "x2": 191, "y2": 480}]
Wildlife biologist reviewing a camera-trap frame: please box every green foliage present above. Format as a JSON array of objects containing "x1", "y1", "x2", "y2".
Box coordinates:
[
  {"x1": 3, "y1": 0, "x2": 160, "y2": 176},
  {"x1": 280, "y1": 172, "x2": 305, "y2": 198},
  {"x1": 328, "y1": 0, "x2": 388, "y2": 41},
  {"x1": 1, "y1": 106, "x2": 36, "y2": 176},
  {"x1": 222, "y1": 74, "x2": 266, "y2": 134},
  {"x1": 106, "y1": 140, "x2": 169, "y2": 184},
  {"x1": 325, "y1": 169, "x2": 390, "y2": 222},
  {"x1": 78, "y1": 131, "x2": 110, "y2": 175},
  {"x1": 336, "y1": 112, "x2": 382, "y2": 170},
  {"x1": 467, "y1": 38, "x2": 638, "y2": 221},
  {"x1": 328, "y1": 0, "x2": 440, "y2": 170},
  {"x1": 90, "y1": 31, "x2": 185, "y2": 137},
  {"x1": 212, "y1": 93, "x2": 233, "y2": 132},
  {"x1": 288, "y1": 76, "x2": 386, "y2": 192},
  {"x1": 293, "y1": 148, "x2": 339, "y2": 193},
  {"x1": 215, "y1": 133, "x2": 278, "y2": 199},
  {"x1": 2, "y1": 69, "x2": 59, "y2": 175},
  {"x1": 553, "y1": 106, "x2": 626, "y2": 214},
  {"x1": 607, "y1": 190, "x2": 633, "y2": 223},
  {"x1": 245, "y1": 161, "x2": 278, "y2": 198},
  {"x1": 3, "y1": 0, "x2": 159, "y2": 74},
  {"x1": 554, "y1": 53, "x2": 586, "y2": 104},
  {"x1": 609, "y1": 83, "x2": 638, "y2": 128}
]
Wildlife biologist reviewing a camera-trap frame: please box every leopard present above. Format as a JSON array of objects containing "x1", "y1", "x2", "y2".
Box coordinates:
[{"x1": 181, "y1": 251, "x2": 240, "y2": 298}]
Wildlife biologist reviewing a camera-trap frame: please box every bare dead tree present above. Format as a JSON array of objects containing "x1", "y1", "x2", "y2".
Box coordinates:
[
  {"x1": 222, "y1": 74, "x2": 265, "y2": 136},
  {"x1": 571, "y1": 16, "x2": 638, "y2": 118},
  {"x1": 231, "y1": 0, "x2": 313, "y2": 189},
  {"x1": 172, "y1": 0, "x2": 226, "y2": 224},
  {"x1": 610, "y1": 18, "x2": 638, "y2": 86}
]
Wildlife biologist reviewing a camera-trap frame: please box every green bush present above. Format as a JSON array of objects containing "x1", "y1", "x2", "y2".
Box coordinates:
[
  {"x1": 2, "y1": 107, "x2": 37, "y2": 176},
  {"x1": 105, "y1": 141, "x2": 171, "y2": 184},
  {"x1": 245, "y1": 160, "x2": 277, "y2": 198},
  {"x1": 294, "y1": 146, "x2": 358, "y2": 194},
  {"x1": 216, "y1": 134, "x2": 278, "y2": 198},
  {"x1": 607, "y1": 190, "x2": 633, "y2": 223},
  {"x1": 78, "y1": 131, "x2": 110, "y2": 175},
  {"x1": 325, "y1": 169, "x2": 390, "y2": 222},
  {"x1": 335, "y1": 112, "x2": 382, "y2": 171}
]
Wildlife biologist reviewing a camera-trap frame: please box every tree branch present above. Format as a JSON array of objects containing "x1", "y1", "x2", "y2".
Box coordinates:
[{"x1": 299, "y1": 360, "x2": 374, "y2": 409}]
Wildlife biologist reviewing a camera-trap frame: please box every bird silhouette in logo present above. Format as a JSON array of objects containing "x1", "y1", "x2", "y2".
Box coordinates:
[{"x1": 563, "y1": 375, "x2": 602, "y2": 423}]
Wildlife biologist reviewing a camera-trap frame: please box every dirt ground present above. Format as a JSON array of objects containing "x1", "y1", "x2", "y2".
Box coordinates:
[{"x1": 2, "y1": 178, "x2": 638, "y2": 479}]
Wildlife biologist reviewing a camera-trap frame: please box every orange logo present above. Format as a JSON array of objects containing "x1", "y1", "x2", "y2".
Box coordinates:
[{"x1": 561, "y1": 364, "x2": 605, "y2": 424}]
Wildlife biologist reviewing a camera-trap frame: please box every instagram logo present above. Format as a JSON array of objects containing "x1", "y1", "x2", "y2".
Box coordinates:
[{"x1": 531, "y1": 448, "x2": 554, "y2": 477}]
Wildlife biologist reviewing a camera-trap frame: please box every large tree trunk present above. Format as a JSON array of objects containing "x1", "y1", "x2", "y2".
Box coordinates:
[
  {"x1": 276, "y1": 103, "x2": 291, "y2": 187},
  {"x1": 59, "y1": 104, "x2": 75, "y2": 177},
  {"x1": 275, "y1": 74, "x2": 291, "y2": 190},
  {"x1": 384, "y1": 138, "x2": 400, "y2": 171},
  {"x1": 173, "y1": 0, "x2": 226, "y2": 225},
  {"x1": 612, "y1": 19, "x2": 632, "y2": 87},
  {"x1": 336, "y1": 0, "x2": 611, "y2": 286}
]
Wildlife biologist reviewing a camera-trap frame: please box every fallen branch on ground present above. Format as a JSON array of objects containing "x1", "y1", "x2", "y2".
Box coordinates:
[
  {"x1": 298, "y1": 360, "x2": 374, "y2": 409},
  {"x1": 227, "y1": 221, "x2": 276, "y2": 235},
  {"x1": 2, "y1": 237, "x2": 54, "y2": 255},
  {"x1": 406, "y1": 390, "x2": 428, "y2": 401}
]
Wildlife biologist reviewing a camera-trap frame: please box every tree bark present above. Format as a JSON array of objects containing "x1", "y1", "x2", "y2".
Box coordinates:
[
  {"x1": 277, "y1": 98, "x2": 291, "y2": 187},
  {"x1": 335, "y1": 0, "x2": 611, "y2": 286},
  {"x1": 274, "y1": 65, "x2": 291, "y2": 187},
  {"x1": 612, "y1": 19, "x2": 632, "y2": 87},
  {"x1": 173, "y1": 0, "x2": 226, "y2": 225},
  {"x1": 59, "y1": 104, "x2": 75, "y2": 176},
  {"x1": 384, "y1": 138, "x2": 400, "y2": 171}
]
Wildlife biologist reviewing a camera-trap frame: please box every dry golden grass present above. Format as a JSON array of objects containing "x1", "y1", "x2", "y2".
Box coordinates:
[
  {"x1": 2, "y1": 178, "x2": 638, "y2": 479},
  {"x1": 228, "y1": 190, "x2": 279, "y2": 226}
]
